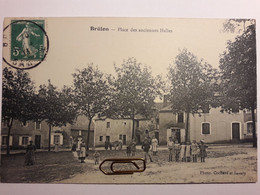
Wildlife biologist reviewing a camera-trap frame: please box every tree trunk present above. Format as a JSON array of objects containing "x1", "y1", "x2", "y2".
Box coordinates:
[
  {"x1": 48, "y1": 124, "x2": 52, "y2": 151},
  {"x1": 86, "y1": 118, "x2": 92, "y2": 151},
  {"x1": 251, "y1": 108, "x2": 257, "y2": 148},
  {"x1": 185, "y1": 112, "x2": 190, "y2": 143},
  {"x1": 6, "y1": 118, "x2": 13, "y2": 156},
  {"x1": 132, "y1": 110, "x2": 135, "y2": 139}
]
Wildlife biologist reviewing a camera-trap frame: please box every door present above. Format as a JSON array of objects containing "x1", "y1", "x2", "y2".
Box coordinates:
[
  {"x1": 106, "y1": 136, "x2": 110, "y2": 142},
  {"x1": 35, "y1": 135, "x2": 41, "y2": 149},
  {"x1": 172, "y1": 129, "x2": 181, "y2": 143},
  {"x1": 123, "y1": 135, "x2": 126, "y2": 145},
  {"x1": 155, "y1": 131, "x2": 159, "y2": 144},
  {"x1": 232, "y1": 123, "x2": 240, "y2": 140}
]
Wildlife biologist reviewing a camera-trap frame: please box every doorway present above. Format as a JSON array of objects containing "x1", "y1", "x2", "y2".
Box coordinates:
[
  {"x1": 123, "y1": 135, "x2": 126, "y2": 145},
  {"x1": 35, "y1": 135, "x2": 41, "y2": 149},
  {"x1": 232, "y1": 123, "x2": 240, "y2": 140}
]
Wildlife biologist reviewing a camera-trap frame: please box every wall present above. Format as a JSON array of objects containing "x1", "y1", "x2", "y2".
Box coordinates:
[
  {"x1": 94, "y1": 118, "x2": 133, "y2": 147},
  {"x1": 189, "y1": 108, "x2": 245, "y2": 143}
]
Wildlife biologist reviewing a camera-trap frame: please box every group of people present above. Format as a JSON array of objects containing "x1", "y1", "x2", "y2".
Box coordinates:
[
  {"x1": 72, "y1": 138, "x2": 88, "y2": 163},
  {"x1": 167, "y1": 137, "x2": 208, "y2": 163}
]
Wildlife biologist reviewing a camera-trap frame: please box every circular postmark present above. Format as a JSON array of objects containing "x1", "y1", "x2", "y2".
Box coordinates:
[{"x1": 2, "y1": 19, "x2": 49, "y2": 70}]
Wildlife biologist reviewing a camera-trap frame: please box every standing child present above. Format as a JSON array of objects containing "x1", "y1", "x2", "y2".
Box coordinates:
[
  {"x1": 151, "y1": 136, "x2": 158, "y2": 156},
  {"x1": 191, "y1": 140, "x2": 199, "y2": 162},
  {"x1": 185, "y1": 142, "x2": 191, "y2": 162},
  {"x1": 179, "y1": 143, "x2": 186, "y2": 162},
  {"x1": 174, "y1": 141, "x2": 181, "y2": 162},
  {"x1": 167, "y1": 137, "x2": 174, "y2": 162},
  {"x1": 93, "y1": 150, "x2": 100, "y2": 165},
  {"x1": 199, "y1": 139, "x2": 208, "y2": 162},
  {"x1": 142, "y1": 138, "x2": 153, "y2": 163},
  {"x1": 131, "y1": 139, "x2": 136, "y2": 156}
]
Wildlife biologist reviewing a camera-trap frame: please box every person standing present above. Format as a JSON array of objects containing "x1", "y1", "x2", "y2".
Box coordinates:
[
  {"x1": 79, "y1": 141, "x2": 86, "y2": 163},
  {"x1": 185, "y1": 142, "x2": 191, "y2": 162},
  {"x1": 93, "y1": 150, "x2": 100, "y2": 165},
  {"x1": 131, "y1": 139, "x2": 136, "y2": 156},
  {"x1": 142, "y1": 138, "x2": 153, "y2": 163},
  {"x1": 151, "y1": 136, "x2": 158, "y2": 156},
  {"x1": 25, "y1": 141, "x2": 36, "y2": 166},
  {"x1": 167, "y1": 137, "x2": 174, "y2": 162},
  {"x1": 191, "y1": 140, "x2": 199, "y2": 162},
  {"x1": 199, "y1": 139, "x2": 208, "y2": 162},
  {"x1": 180, "y1": 142, "x2": 186, "y2": 162}
]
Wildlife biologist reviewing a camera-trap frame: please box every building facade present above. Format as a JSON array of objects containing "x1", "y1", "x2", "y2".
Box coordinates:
[
  {"x1": 159, "y1": 105, "x2": 257, "y2": 145},
  {"x1": 1, "y1": 115, "x2": 95, "y2": 150}
]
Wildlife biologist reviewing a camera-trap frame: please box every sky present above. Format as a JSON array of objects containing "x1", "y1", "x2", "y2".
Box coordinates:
[{"x1": 3, "y1": 17, "x2": 237, "y2": 89}]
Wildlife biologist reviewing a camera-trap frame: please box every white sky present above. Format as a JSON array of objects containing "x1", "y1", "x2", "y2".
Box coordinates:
[{"x1": 4, "y1": 17, "x2": 237, "y2": 89}]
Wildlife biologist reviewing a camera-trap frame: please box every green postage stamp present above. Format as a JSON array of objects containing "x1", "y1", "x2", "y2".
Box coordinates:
[
  {"x1": 11, "y1": 20, "x2": 45, "y2": 60},
  {"x1": 3, "y1": 19, "x2": 48, "y2": 70}
]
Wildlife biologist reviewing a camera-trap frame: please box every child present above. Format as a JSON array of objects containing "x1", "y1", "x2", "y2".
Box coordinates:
[
  {"x1": 167, "y1": 137, "x2": 174, "y2": 162},
  {"x1": 131, "y1": 139, "x2": 136, "y2": 156},
  {"x1": 185, "y1": 142, "x2": 191, "y2": 162},
  {"x1": 180, "y1": 142, "x2": 186, "y2": 162},
  {"x1": 142, "y1": 138, "x2": 153, "y2": 163},
  {"x1": 93, "y1": 150, "x2": 100, "y2": 165},
  {"x1": 174, "y1": 141, "x2": 181, "y2": 162},
  {"x1": 191, "y1": 140, "x2": 199, "y2": 162},
  {"x1": 199, "y1": 139, "x2": 208, "y2": 162},
  {"x1": 126, "y1": 144, "x2": 131, "y2": 156}
]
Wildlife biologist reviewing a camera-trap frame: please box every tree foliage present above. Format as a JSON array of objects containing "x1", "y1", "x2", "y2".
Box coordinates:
[
  {"x1": 73, "y1": 64, "x2": 111, "y2": 150},
  {"x1": 36, "y1": 80, "x2": 76, "y2": 151},
  {"x1": 111, "y1": 58, "x2": 163, "y2": 138},
  {"x1": 168, "y1": 49, "x2": 218, "y2": 142},
  {"x1": 2, "y1": 67, "x2": 35, "y2": 155},
  {"x1": 220, "y1": 23, "x2": 257, "y2": 147}
]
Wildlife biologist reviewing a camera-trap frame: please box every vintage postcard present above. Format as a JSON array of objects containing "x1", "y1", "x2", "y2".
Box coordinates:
[{"x1": 0, "y1": 17, "x2": 257, "y2": 184}]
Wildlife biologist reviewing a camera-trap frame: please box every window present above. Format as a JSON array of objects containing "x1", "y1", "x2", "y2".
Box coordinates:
[
  {"x1": 79, "y1": 130, "x2": 82, "y2": 136},
  {"x1": 119, "y1": 134, "x2": 122, "y2": 140},
  {"x1": 100, "y1": 136, "x2": 103, "y2": 142},
  {"x1": 54, "y1": 135, "x2": 60, "y2": 144},
  {"x1": 247, "y1": 122, "x2": 253, "y2": 134},
  {"x1": 2, "y1": 136, "x2": 13, "y2": 146},
  {"x1": 2, "y1": 136, "x2": 8, "y2": 145},
  {"x1": 22, "y1": 137, "x2": 29, "y2": 145},
  {"x1": 35, "y1": 121, "x2": 41, "y2": 130},
  {"x1": 106, "y1": 122, "x2": 110, "y2": 128},
  {"x1": 202, "y1": 123, "x2": 210, "y2": 134},
  {"x1": 177, "y1": 113, "x2": 184, "y2": 123}
]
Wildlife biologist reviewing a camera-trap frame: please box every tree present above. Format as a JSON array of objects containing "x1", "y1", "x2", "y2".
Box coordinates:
[
  {"x1": 223, "y1": 19, "x2": 255, "y2": 34},
  {"x1": 219, "y1": 24, "x2": 257, "y2": 147},
  {"x1": 2, "y1": 67, "x2": 35, "y2": 155},
  {"x1": 168, "y1": 49, "x2": 218, "y2": 143},
  {"x1": 73, "y1": 65, "x2": 111, "y2": 150},
  {"x1": 111, "y1": 58, "x2": 162, "y2": 139},
  {"x1": 36, "y1": 80, "x2": 76, "y2": 151}
]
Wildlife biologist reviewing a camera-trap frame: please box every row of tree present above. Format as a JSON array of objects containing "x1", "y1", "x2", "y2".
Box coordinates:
[{"x1": 2, "y1": 20, "x2": 257, "y2": 155}]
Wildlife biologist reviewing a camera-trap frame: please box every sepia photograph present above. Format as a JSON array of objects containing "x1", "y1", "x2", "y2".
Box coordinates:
[{"x1": 0, "y1": 17, "x2": 257, "y2": 184}]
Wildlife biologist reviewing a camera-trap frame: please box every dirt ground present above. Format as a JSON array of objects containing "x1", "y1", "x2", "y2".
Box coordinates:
[{"x1": 0, "y1": 144, "x2": 257, "y2": 184}]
